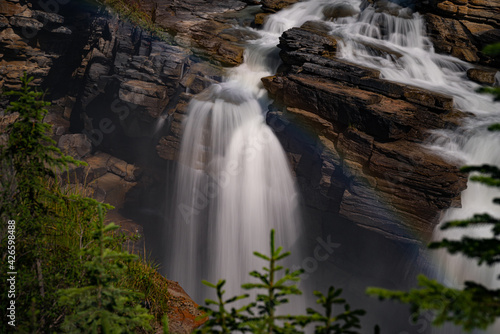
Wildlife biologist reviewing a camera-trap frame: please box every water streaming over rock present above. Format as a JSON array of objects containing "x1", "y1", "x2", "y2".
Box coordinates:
[
  {"x1": 166, "y1": 5, "x2": 312, "y2": 302},
  {"x1": 327, "y1": 0, "x2": 500, "y2": 332},
  {"x1": 167, "y1": 0, "x2": 500, "y2": 331}
]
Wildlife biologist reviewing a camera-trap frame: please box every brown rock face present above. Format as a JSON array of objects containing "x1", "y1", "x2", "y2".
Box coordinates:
[
  {"x1": 467, "y1": 67, "x2": 498, "y2": 84},
  {"x1": 185, "y1": 20, "x2": 245, "y2": 66},
  {"x1": 425, "y1": 13, "x2": 481, "y2": 63},
  {"x1": 119, "y1": 80, "x2": 169, "y2": 118},
  {"x1": 423, "y1": 0, "x2": 500, "y2": 66},
  {"x1": 261, "y1": 0, "x2": 300, "y2": 12},
  {"x1": 0, "y1": 0, "x2": 243, "y2": 160},
  {"x1": 166, "y1": 280, "x2": 207, "y2": 334},
  {"x1": 0, "y1": 2, "x2": 235, "y2": 330},
  {"x1": 132, "y1": 0, "x2": 251, "y2": 67},
  {"x1": 264, "y1": 26, "x2": 468, "y2": 241},
  {"x1": 431, "y1": 0, "x2": 500, "y2": 26}
]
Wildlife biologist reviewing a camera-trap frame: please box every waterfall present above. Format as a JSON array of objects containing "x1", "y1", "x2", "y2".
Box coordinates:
[
  {"x1": 166, "y1": 1, "x2": 333, "y2": 303},
  {"x1": 325, "y1": 0, "x2": 500, "y2": 333},
  {"x1": 166, "y1": 0, "x2": 500, "y2": 331},
  {"x1": 167, "y1": 80, "x2": 302, "y2": 304}
]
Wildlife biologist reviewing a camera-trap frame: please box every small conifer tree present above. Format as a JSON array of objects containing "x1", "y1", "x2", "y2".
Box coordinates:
[
  {"x1": 0, "y1": 73, "x2": 85, "y2": 332},
  {"x1": 58, "y1": 205, "x2": 153, "y2": 333},
  {"x1": 196, "y1": 229, "x2": 369, "y2": 334},
  {"x1": 367, "y1": 44, "x2": 500, "y2": 332}
]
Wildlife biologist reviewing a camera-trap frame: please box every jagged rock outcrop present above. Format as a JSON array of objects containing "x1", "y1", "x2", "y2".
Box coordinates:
[
  {"x1": 261, "y1": 0, "x2": 300, "y2": 12},
  {"x1": 0, "y1": 0, "x2": 254, "y2": 156},
  {"x1": 263, "y1": 25, "x2": 468, "y2": 241},
  {"x1": 0, "y1": 0, "x2": 248, "y2": 331},
  {"x1": 422, "y1": 0, "x2": 500, "y2": 66},
  {"x1": 127, "y1": 0, "x2": 250, "y2": 66},
  {"x1": 166, "y1": 280, "x2": 207, "y2": 334}
]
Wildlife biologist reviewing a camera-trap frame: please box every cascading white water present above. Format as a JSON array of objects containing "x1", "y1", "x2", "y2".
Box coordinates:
[
  {"x1": 167, "y1": 1, "x2": 333, "y2": 303},
  {"x1": 212, "y1": 115, "x2": 302, "y2": 294},
  {"x1": 168, "y1": 83, "x2": 263, "y2": 300},
  {"x1": 324, "y1": 0, "x2": 500, "y2": 332},
  {"x1": 167, "y1": 0, "x2": 499, "y2": 330},
  {"x1": 169, "y1": 0, "x2": 377, "y2": 306}
]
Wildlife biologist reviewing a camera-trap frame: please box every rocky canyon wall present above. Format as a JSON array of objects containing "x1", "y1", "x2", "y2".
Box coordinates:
[
  {"x1": 1, "y1": 0, "x2": 497, "y2": 250},
  {"x1": 263, "y1": 24, "x2": 468, "y2": 242}
]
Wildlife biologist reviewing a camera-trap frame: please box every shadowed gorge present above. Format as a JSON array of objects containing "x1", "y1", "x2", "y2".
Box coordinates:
[{"x1": 1, "y1": 0, "x2": 500, "y2": 333}]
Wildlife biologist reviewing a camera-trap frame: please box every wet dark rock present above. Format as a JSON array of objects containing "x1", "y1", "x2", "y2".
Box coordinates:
[
  {"x1": 476, "y1": 28, "x2": 500, "y2": 48},
  {"x1": 58, "y1": 133, "x2": 92, "y2": 159},
  {"x1": 31, "y1": 10, "x2": 64, "y2": 25},
  {"x1": 9, "y1": 16, "x2": 43, "y2": 30},
  {"x1": 466, "y1": 67, "x2": 498, "y2": 85},
  {"x1": 261, "y1": 0, "x2": 300, "y2": 13},
  {"x1": 323, "y1": 2, "x2": 360, "y2": 20},
  {"x1": 264, "y1": 25, "x2": 468, "y2": 241},
  {"x1": 278, "y1": 27, "x2": 338, "y2": 61},
  {"x1": 423, "y1": 0, "x2": 500, "y2": 66}
]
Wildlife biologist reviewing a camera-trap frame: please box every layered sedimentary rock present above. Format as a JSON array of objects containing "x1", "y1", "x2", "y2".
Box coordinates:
[
  {"x1": 0, "y1": 0, "x2": 485, "y2": 279},
  {"x1": 263, "y1": 25, "x2": 468, "y2": 241},
  {"x1": 422, "y1": 0, "x2": 500, "y2": 66},
  {"x1": 125, "y1": 0, "x2": 250, "y2": 66},
  {"x1": 0, "y1": 0, "x2": 257, "y2": 156},
  {"x1": 0, "y1": 0, "x2": 245, "y2": 331}
]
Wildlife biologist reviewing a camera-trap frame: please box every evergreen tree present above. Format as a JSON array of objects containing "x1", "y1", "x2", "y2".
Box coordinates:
[
  {"x1": 0, "y1": 73, "x2": 156, "y2": 332},
  {"x1": 0, "y1": 73, "x2": 86, "y2": 332},
  {"x1": 58, "y1": 205, "x2": 153, "y2": 333},
  {"x1": 196, "y1": 229, "x2": 368, "y2": 334},
  {"x1": 367, "y1": 44, "x2": 500, "y2": 332},
  {"x1": 295, "y1": 287, "x2": 368, "y2": 334}
]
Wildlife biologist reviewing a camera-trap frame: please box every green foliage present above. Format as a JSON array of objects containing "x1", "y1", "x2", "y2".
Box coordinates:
[
  {"x1": 195, "y1": 229, "x2": 368, "y2": 334},
  {"x1": 101, "y1": 0, "x2": 172, "y2": 43},
  {"x1": 196, "y1": 279, "x2": 250, "y2": 333},
  {"x1": 367, "y1": 275, "x2": 500, "y2": 331},
  {"x1": 162, "y1": 314, "x2": 171, "y2": 334},
  {"x1": 59, "y1": 205, "x2": 153, "y2": 333},
  {"x1": 241, "y1": 229, "x2": 304, "y2": 333},
  {"x1": 483, "y1": 43, "x2": 500, "y2": 57},
  {"x1": 296, "y1": 287, "x2": 367, "y2": 334},
  {"x1": 477, "y1": 43, "x2": 500, "y2": 101},
  {"x1": 0, "y1": 73, "x2": 168, "y2": 332},
  {"x1": 367, "y1": 42, "x2": 500, "y2": 332},
  {"x1": 0, "y1": 73, "x2": 92, "y2": 332},
  {"x1": 478, "y1": 86, "x2": 500, "y2": 101},
  {"x1": 122, "y1": 257, "x2": 171, "y2": 322}
]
